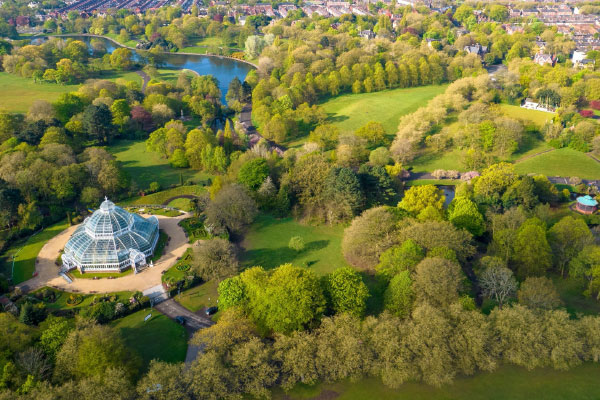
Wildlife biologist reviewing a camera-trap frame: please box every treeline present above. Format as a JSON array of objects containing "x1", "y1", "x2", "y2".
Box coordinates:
[
  {"x1": 393, "y1": 74, "x2": 600, "y2": 168},
  {"x1": 248, "y1": 26, "x2": 485, "y2": 144}
]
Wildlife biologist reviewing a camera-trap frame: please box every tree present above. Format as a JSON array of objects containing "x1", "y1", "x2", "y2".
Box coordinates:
[
  {"x1": 192, "y1": 238, "x2": 239, "y2": 282},
  {"x1": 384, "y1": 270, "x2": 414, "y2": 317},
  {"x1": 548, "y1": 216, "x2": 594, "y2": 277},
  {"x1": 83, "y1": 103, "x2": 115, "y2": 144},
  {"x1": 309, "y1": 124, "x2": 339, "y2": 150},
  {"x1": 512, "y1": 218, "x2": 552, "y2": 279},
  {"x1": 473, "y1": 163, "x2": 518, "y2": 206},
  {"x1": 238, "y1": 158, "x2": 269, "y2": 191},
  {"x1": 413, "y1": 257, "x2": 463, "y2": 308},
  {"x1": 55, "y1": 323, "x2": 140, "y2": 381},
  {"x1": 342, "y1": 206, "x2": 401, "y2": 269},
  {"x1": 109, "y1": 48, "x2": 133, "y2": 70},
  {"x1": 327, "y1": 267, "x2": 369, "y2": 317},
  {"x1": 569, "y1": 245, "x2": 600, "y2": 299},
  {"x1": 39, "y1": 316, "x2": 74, "y2": 360},
  {"x1": 517, "y1": 277, "x2": 562, "y2": 310},
  {"x1": 375, "y1": 239, "x2": 424, "y2": 278},
  {"x1": 479, "y1": 262, "x2": 517, "y2": 309},
  {"x1": 448, "y1": 197, "x2": 485, "y2": 236},
  {"x1": 205, "y1": 184, "x2": 258, "y2": 235},
  {"x1": 323, "y1": 167, "x2": 365, "y2": 222},
  {"x1": 137, "y1": 361, "x2": 190, "y2": 400},
  {"x1": 260, "y1": 264, "x2": 326, "y2": 333},
  {"x1": 19, "y1": 302, "x2": 46, "y2": 326},
  {"x1": 358, "y1": 165, "x2": 396, "y2": 207},
  {"x1": 288, "y1": 236, "x2": 305, "y2": 252},
  {"x1": 218, "y1": 276, "x2": 246, "y2": 310},
  {"x1": 355, "y1": 121, "x2": 386, "y2": 147},
  {"x1": 398, "y1": 220, "x2": 475, "y2": 262},
  {"x1": 398, "y1": 185, "x2": 445, "y2": 216}
]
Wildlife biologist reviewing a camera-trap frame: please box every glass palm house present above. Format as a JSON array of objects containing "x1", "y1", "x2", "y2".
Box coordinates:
[{"x1": 61, "y1": 198, "x2": 159, "y2": 274}]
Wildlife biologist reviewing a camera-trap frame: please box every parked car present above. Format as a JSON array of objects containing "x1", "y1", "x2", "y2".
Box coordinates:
[
  {"x1": 205, "y1": 306, "x2": 218, "y2": 316},
  {"x1": 175, "y1": 316, "x2": 187, "y2": 325}
]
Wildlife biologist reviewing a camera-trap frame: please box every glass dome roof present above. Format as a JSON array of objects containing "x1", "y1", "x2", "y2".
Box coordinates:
[{"x1": 62, "y1": 198, "x2": 159, "y2": 270}]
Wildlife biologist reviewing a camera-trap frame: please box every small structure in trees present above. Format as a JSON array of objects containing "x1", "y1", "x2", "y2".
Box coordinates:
[{"x1": 575, "y1": 195, "x2": 598, "y2": 215}]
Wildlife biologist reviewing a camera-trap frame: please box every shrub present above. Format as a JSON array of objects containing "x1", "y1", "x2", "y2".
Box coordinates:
[
  {"x1": 590, "y1": 100, "x2": 600, "y2": 110},
  {"x1": 579, "y1": 109, "x2": 594, "y2": 118},
  {"x1": 148, "y1": 181, "x2": 161, "y2": 193},
  {"x1": 288, "y1": 236, "x2": 305, "y2": 252}
]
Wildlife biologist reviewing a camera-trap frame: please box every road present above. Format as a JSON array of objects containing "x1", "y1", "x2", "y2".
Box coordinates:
[{"x1": 155, "y1": 298, "x2": 214, "y2": 365}]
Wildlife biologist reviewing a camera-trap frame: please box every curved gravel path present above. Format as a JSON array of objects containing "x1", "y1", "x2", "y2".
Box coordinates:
[{"x1": 17, "y1": 213, "x2": 191, "y2": 294}]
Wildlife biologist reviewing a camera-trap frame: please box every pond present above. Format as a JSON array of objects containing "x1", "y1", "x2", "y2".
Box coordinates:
[{"x1": 31, "y1": 35, "x2": 254, "y2": 104}]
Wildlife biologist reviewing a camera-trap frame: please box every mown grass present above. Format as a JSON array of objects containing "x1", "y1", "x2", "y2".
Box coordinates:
[
  {"x1": 500, "y1": 104, "x2": 555, "y2": 127},
  {"x1": 122, "y1": 185, "x2": 206, "y2": 206},
  {"x1": 319, "y1": 85, "x2": 447, "y2": 135},
  {"x1": 0, "y1": 71, "x2": 143, "y2": 114},
  {"x1": 111, "y1": 308, "x2": 187, "y2": 370},
  {"x1": 410, "y1": 149, "x2": 465, "y2": 173},
  {"x1": 0, "y1": 72, "x2": 79, "y2": 113},
  {"x1": 241, "y1": 214, "x2": 347, "y2": 275},
  {"x1": 108, "y1": 139, "x2": 213, "y2": 189},
  {"x1": 168, "y1": 197, "x2": 193, "y2": 211},
  {"x1": 70, "y1": 269, "x2": 133, "y2": 279},
  {"x1": 514, "y1": 148, "x2": 600, "y2": 180},
  {"x1": 277, "y1": 364, "x2": 600, "y2": 400},
  {"x1": 174, "y1": 280, "x2": 218, "y2": 313},
  {"x1": 0, "y1": 221, "x2": 70, "y2": 284}
]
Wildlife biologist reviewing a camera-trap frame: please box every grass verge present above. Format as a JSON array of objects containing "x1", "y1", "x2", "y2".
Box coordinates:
[
  {"x1": 514, "y1": 148, "x2": 600, "y2": 180},
  {"x1": 241, "y1": 214, "x2": 347, "y2": 275},
  {"x1": 111, "y1": 308, "x2": 187, "y2": 370},
  {"x1": 1, "y1": 221, "x2": 69, "y2": 284}
]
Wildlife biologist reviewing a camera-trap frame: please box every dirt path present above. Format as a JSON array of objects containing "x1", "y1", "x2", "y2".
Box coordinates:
[
  {"x1": 17, "y1": 213, "x2": 191, "y2": 294},
  {"x1": 135, "y1": 70, "x2": 150, "y2": 93},
  {"x1": 514, "y1": 148, "x2": 555, "y2": 163}
]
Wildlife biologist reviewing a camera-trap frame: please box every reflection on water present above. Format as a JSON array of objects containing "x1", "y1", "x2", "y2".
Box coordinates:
[{"x1": 30, "y1": 36, "x2": 253, "y2": 104}]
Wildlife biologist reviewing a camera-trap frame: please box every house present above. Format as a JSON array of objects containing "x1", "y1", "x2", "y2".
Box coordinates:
[
  {"x1": 534, "y1": 52, "x2": 555, "y2": 66},
  {"x1": 464, "y1": 43, "x2": 487, "y2": 58},
  {"x1": 572, "y1": 50, "x2": 587, "y2": 64},
  {"x1": 426, "y1": 38, "x2": 441, "y2": 49},
  {"x1": 521, "y1": 98, "x2": 555, "y2": 113},
  {"x1": 359, "y1": 30, "x2": 375, "y2": 39}
]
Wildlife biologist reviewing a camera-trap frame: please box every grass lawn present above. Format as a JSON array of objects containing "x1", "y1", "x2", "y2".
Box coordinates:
[
  {"x1": 174, "y1": 280, "x2": 219, "y2": 312},
  {"x1": 514, "y1": 148, "x2": 600, "y2": 180},
  {"x1": 109, "y1": 140, "x2": 213, "y2": 189},
  {"x1": 103, "y1": 32, "x2": 140, "y2": 48},
  {"x1": 553, "y1": 276, "x2": 600, "y2": 316},
  {"x1": 500, "y1": 104, "x2": 555, "y2": 127},
  {"x1": 241, "y1": 214, "x2": 347, "y2": 275},
  {"x1": 122, "y1": 185, "x2": 207, "y2": 206},
  {"x1": 410, "y1": 149, "x2": 465, "y2": 173},
  {"x1": 0, "y1": 221, "x2": 69, "y2": 284},
  {"x1": 70, "y1": 269, "x2": 133, "y2": 279},
  {"x1": 168, "y1": 197, "x2": 193, "y2": 211},
  {"x1": 0, "y1": 71, "x2": 144, "y2": 114},
  {"x1": 277, "y1": 364, "x2": 600, "y2": 400},
  {"x1": 0, "y1": 72, "x2": 79, "y2": 113},
  {"x1": 319, "y1": 85, "x2": 447, "y2": 135},
  {"x1": 111, "y1": 308, "x2": 187, "y2": 370}
]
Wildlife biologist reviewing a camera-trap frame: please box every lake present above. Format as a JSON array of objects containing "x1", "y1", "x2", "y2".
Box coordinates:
[{"x1": 31, "y1": 35, "x2": 254, "y2": 104}]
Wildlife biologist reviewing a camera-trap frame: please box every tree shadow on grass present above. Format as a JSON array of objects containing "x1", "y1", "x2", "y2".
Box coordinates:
[
  {"x1": 325, "y1": 112, "x2": 349, "y2": 124},
  {"x1": 359, "y1": 271, "x2": 387, "y2": 316},
  {"x1": 242, "y1": 240, "x2": 330, "y2": 270}
]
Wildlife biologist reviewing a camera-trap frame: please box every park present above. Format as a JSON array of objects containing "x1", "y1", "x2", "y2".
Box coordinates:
[{"x1": 3, "y1": 7, "x2": 600, "y2": 398}]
